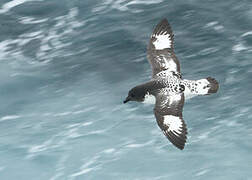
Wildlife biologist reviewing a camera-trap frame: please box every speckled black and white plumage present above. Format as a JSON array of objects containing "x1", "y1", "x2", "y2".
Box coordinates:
[{"x1": 124, "y1": 19, "x2": 219, "y2": 150}]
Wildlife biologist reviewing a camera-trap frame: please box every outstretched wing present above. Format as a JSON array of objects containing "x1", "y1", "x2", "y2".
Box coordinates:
[
  {"x1": 154, "y1": 91, "x2": 187, "y2": 150},
  {"x1": 147, "y1": 19, "x2": 181, "y2": 77}
]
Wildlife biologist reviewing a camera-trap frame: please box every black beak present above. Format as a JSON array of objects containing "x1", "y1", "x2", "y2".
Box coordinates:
[{"x1": 123, "y1": 96, "x2": 130, "y2": 104}]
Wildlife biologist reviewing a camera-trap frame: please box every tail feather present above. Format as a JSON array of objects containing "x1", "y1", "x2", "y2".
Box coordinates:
[
  {"x1": 182, "y1": 77, "x2": 219, "y2": 98},
  {"x1": 206, "y1": 77, "x2": 219, "y2": 94}
]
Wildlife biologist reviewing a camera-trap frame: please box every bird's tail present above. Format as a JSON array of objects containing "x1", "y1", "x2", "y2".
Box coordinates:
[
  {"x1": 182, "y1": 77, "x2": 219, "y2": 97},
  {"x1": 206, "y1": 77, "x2": 219, "y2": 94}
]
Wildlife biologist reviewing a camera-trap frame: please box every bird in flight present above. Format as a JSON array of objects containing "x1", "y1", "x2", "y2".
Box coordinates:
[{"x1": 123, "y1": 19, "x2": 219, "y2": 150}]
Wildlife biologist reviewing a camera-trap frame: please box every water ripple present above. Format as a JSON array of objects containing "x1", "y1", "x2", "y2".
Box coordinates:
[{"x1": 0, "y1": 0, "x2": 42, "y2": 14}]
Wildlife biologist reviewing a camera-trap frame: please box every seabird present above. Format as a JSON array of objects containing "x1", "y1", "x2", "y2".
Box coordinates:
[{"x1": 123, "y1": 19, "x2": 219, "y2": 150}]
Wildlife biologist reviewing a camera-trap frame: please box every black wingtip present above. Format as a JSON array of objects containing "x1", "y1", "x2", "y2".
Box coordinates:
[
  {"x1": 152, "y1": 18, "x2": 173, "y2": 36},
  {"x1": 164, "y1": 131, "x2": 186, "y2": 150},
  {"x1": 178, "y1": 144, "x2": 185, "y2": 150},
  {"x1": 160, "y1": 18, "x2": 169, "y2": 24},
  {"x1": 174, "y1": 141, "x2": 186, "y2": 150}
]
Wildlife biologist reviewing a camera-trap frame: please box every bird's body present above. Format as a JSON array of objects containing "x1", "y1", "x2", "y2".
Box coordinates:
[
  {"x1": 141, "y1": 70, "x2": 218, "y2": 103},
  {"x1": 124, "y1": 19, "x2": 219, "y2": 150}
]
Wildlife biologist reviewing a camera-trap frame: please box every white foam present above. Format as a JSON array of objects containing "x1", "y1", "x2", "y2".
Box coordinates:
[
  {"x1": 126, "y1": 141, "x2": 152, "y2": 148},
  {"x1": 195, "y1": 169, "x2": 209, "y2": 176},
  {"x1": 20, "y1": 17, "x2": 48, "y2": 24},
  {"x1": 53, "y1": 112, "x2": 72, "y2": 117},
  {"x1": 70, "y1": 168, "x2": 93, "y2": 177},
  {"x1": 127, "y1": 0, "x2": 163, "y2": 5},
  {"x1": 232, "y1": 43, "x2": 247, "y2": 52},
  {"x1": 82, "y1": 122, "x2": 93, "y2": 126},
  {"x1": 70, "y1": 156, "x2": 100, "y2": 178},
  {"x1": 204, "y1": 21, "x2": 224, "y2": 32},
  {"x1": 205, "y1": 21, "x2": 218, "y2": 27},
  {"x1": 0, "y1": 0, "x2": 41, "y2": 14},
  {"x1": 241, "y1": 31, "x2": 252, "y2": 37},
  {"x1": 0, "y1": 115, "x2": 21, "y2": 121},
  {"x1": 110, "y1": 0, "x2": 164, "y2": 13},
  {"x1": 29, "y1": 139, "x2": 53, "y2": 153},
  {"x1": 103, "y1": 148, "x2": 116, "y2": 154}
]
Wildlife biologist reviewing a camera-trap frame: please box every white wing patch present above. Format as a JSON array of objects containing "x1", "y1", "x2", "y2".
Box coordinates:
[
  {"x1": 161, "y1": 58, "x2": 177, "y2": 72},
  {"x1": 152, "y1": 34, "x2": 171, "y2": 50},
  {"x1": 163, "y1": 115, "x2": 183, "y2": 134}
]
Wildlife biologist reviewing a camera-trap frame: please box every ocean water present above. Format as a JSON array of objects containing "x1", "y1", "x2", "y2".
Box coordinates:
[{"x1": 0, "y1": 0, "x2": 252, "y2": 179}]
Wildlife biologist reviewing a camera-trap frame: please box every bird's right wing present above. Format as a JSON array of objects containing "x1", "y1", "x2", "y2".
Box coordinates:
[
  {"x1": 147, "y1": 19, "x2": 181, "y2": 77},
  {"x1": 154, "y1": 90, "x2": 187, "y2": 150}
]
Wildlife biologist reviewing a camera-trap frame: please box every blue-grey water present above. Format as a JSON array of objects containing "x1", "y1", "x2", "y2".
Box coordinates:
[{"x1": 0, "y1": 0, "x2": 252, "y2": 179}]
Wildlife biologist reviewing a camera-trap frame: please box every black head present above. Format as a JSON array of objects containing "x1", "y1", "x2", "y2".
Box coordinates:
[{"x1": 123, "y1": 86, "x2": 147, "y2": 103}]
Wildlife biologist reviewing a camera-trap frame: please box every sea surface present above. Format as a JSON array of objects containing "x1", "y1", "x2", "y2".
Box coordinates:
[{"x1": 0, "y1": 0, "x2": 252, "y2": 179}]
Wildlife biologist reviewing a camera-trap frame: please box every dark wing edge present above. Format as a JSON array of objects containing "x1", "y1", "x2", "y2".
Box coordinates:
[
  {"x1": 147, "y1": 19, "x2": 180, "y2": 77},
  {"x1": 151, "y1": 18, "x2": 174, "y2": 50},
  {"x1": 154, "y1": 93, "x2": 187, "y2": 150}
]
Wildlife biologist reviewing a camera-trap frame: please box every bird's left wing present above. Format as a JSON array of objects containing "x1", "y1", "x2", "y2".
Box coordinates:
[
  {"x1": 147, "y1": 19, "x2": 181, "y2": 77},
  {"x1": 154, "y1": 91, "x2": 187, "y2": 150}
]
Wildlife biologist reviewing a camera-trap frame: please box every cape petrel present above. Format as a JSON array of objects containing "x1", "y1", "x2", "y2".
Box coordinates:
[{"x1": 123, "y1": 19, "x2": 219, "y2": 150}]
